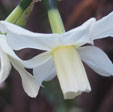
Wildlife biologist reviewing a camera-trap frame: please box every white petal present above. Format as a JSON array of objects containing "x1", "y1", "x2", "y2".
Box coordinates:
[
  {"x1": 0, "y1": 36, "x2": 51, "y2": 69},
  {"x1": 9, "y1": 56, "x2": 40, "y2": 97},
  {"x1": 53, "y1": 46, "x2": 91, "y2": 99},
  {"x1": 0, "y1": 21, "x2": 61, "y2": 51},
  {"x1": 33, "y1": 57, "x2": 56, "y2": 85},
  {"x1": 0, "y1": 36, "x2": 21, "y2": 59},
  {"x1": 0, "y1": 52, "x2": 11, "y2": 83},
  {"x1": 0, "y1": 36, "x2": 40, "y2": 97},
  {"x1": 90, "y1": 11, "x2": 113, "y2": 40},
  {"x1": 0, "y1": 36, "x2": 24, "y2": 65},
  {"x1": 60, "y1": 18, "x2": 96, "y2": 46},
  {"x1": 22, "y1": 52, "x2": 51, "y2": 68},
  {"x1": 78, "y1": 46, "x2": 113, "y2": 76}
]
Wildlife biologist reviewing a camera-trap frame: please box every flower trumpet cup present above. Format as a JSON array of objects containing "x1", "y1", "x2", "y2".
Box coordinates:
[
  {"x1": 1, "y1": 11, "x2": 113, "y2": 99},
  {"x1": 53, "y1": 46, "x2": 91, "y2": 99}
]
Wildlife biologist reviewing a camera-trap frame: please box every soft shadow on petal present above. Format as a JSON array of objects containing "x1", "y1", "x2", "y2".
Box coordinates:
[
  {"x1": 22, "y1": 52, "x2": 52, "y2": 68},
  {"x1": 0, "y1": 52, "x2": 11, "y2": 83},
  {"x1": 0, "y1": 36, "x2": 21, "y2": 59},
  {"x1": 61, "y1": 18, "x2": 96, "y2": 46},
  {"x1": 9, "y1": 56, "x2": 40, "y2": 98},
  {"x1": 78, "y1": 46, "x2": 113, "y2": 77},
  {"x1": 0, "y1": 37, "x2": 49, "y2": 69},
  {"x1": 90, "y1": 11, "x2": 113, "y2": 40},
  {"x1": 33, "y1": 57, "x2": 56, "y2": 86},
  {"x1": 0, "y1": 21, "x2": 60, "y2": 51}
]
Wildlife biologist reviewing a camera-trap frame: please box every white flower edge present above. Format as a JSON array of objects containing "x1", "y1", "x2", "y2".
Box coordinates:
[
  {"x1": 9, "y1": 56, "x2": 40, "y2": 97},
  {"x1": 1, "y1": 12, "x2": 113, "y2": 51},
  {"x1": 0, "y1": 35, "x2": 40, "y2": 97},
  {"x1": 33, "y1": 56, "x2": 56, "y2": 86},
  {"x1": 77, "y1": 46, "x2": 113, "y2": 76},
  {"x1": 0, "y1": 50, "x2": 11, "y2": 83}
]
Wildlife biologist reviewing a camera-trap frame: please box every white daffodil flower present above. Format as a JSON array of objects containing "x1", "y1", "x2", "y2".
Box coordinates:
[
  {"x1": 1, "y1": 11, "x2": 113, "y2": 99},
  {"x1": 0, "y1": 31, "x2": 39, "y2": 97}
]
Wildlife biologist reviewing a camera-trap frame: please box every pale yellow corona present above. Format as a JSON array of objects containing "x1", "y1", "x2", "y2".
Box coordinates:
[{"x1": 53, "y1": 46, "x2": 91, "y2": 99}]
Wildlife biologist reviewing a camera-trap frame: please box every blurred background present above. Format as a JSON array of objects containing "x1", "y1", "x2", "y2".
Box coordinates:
[{"x1": 0, "y1": 0, "x2": 113, "y2": 112}]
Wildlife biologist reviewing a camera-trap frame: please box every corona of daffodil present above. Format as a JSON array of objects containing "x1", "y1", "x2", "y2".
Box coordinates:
[{"x1": 1, "y1": 12, "x2": 113, "y2": 99}]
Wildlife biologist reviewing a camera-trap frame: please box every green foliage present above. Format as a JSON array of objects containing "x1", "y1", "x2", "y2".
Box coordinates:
[{"x1": 42, "y1": 80, "x2": 77, "y2": 112}]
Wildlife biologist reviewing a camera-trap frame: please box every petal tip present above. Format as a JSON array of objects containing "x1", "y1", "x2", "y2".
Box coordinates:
[
  {"x1": 64, "y1": 88, "x2": 91, "y2": 100},
  {"x1": 25, "y1": 85, "x2": 40, "y2": 98}
]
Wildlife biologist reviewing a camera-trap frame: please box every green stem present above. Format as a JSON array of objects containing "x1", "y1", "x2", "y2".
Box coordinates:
[
  {"x1": 19, "y1": 0, "x2": 32, "y2": 10},
  {"x1": 16, "y1": 2, "x2": 34, "y2": 27},
  {"x1": 5, "y1": 0, "x2": 32, "y2": 23},
  {"x1": 5, "y1": 6, "x2": 23, "y2": 23},
  {"x1": 43, "y1": 0, "x2": 65, "y2": 34}
]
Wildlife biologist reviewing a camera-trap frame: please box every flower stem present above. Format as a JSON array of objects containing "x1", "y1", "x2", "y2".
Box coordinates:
[
  {"x1": 5, "y1": 6, "x2": 23, "y2": 23},
  {"x1": 19, "y1": 0, "x2": 32, "y2": 10},
  {"x1": 5, "y1": 0, "x2": 32, "y2": 24},
  {"x1": 43, "y1": 0, "x2": 91, "y2": 99},
  {"x1": 43, "y1": 0, "x2": 65, "y2": 33}
]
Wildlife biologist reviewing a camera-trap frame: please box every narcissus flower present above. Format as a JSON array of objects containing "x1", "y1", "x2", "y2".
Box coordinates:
[
  {"x1": 1, "y1": 12, "x2": 113, "y2": 99},
  {"x1": 0, "y1": 31, "x2": 39, "y2": 97}
]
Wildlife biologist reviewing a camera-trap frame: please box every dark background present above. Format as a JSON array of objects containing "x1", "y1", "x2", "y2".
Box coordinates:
[{"x1": 0, "y1": 0, "x2": 113, "y2": 112}]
